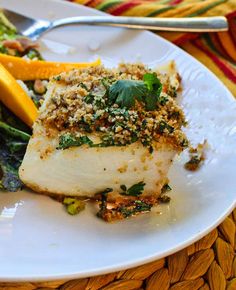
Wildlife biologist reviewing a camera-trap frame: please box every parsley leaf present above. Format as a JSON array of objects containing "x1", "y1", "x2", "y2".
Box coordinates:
[
  {"x1": 109, "y1": 80, "x2": 147, "y2": 108},
  {"x1": 57, "y1": 133, "x2": 122, "y2": 150},
  {"x1": 120, "y1": 181, "x2": 145, "y2": 196},
  {"x1": 143, "y1": 73, "x2": 161, "y2": 92},
  {"x1": 57, "y1": 134, "x2": 93, "y2": 150},
  {"x1": 143, "y1": 73, "x2": 163, "y2": 111}
]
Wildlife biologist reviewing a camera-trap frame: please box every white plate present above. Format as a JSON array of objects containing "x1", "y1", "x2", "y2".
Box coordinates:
[{"x1": 0, "y1": 0, "x2": 235, "y2": 282}]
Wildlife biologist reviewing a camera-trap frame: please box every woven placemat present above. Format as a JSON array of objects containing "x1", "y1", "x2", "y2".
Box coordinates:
[{"x1": 0, "y1": 208, "x2": 235, "y2": 290}]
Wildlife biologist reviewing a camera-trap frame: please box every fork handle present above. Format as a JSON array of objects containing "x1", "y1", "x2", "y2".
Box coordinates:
[{"x1": 51, "y1": 16, "x2": 228, "y2": 32}]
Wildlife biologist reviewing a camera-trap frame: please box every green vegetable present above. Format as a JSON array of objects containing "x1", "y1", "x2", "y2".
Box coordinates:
[
  {"x1": 109, "y1": 79, "x2": 146, "y2": 108},
  {"x1": 120, "y1": 200, "x2": 151, "y2": 218},
  {"x1": 143, "y1": 73, "x2": 162, "y2": 97},
  {"x1": 0, "y1": 103, "x2": 30, "y2": 192},
  {"x1": 57, "y1": 134, "x2": 93, "y2": 150},
  {"x1": 134, "y1": 200, "x2": 152, "y2": 211},
  {"x1": 63, "y1": 197, "x2": 85, "y2": 215},
  {"x1": 0, "y1": 104, "x2": 30, "y2": 132},
  {"x1": 108, "y1": 73, "x2": 163, "y2": 111},
  {"x1": 57, "y1": 133, "x2": 127, "y2": 150},
  {"x1": 84, "y1": 93, "x2": 94, "y2": 104},
  {"x1": 143, "y1": 73, "x2": 163, "y2": 110},
  {"x1": 0, "y1": 13, "x2": 44, "y2": 192},
  {"x1": 0, "y1": 121, "x2": 30, "y2": 142},
  {"x1": 120, "y1": 181, "x2": 145, "y2": 197},
  {"x1": 0, "y1": 157, "x2": 23, "y2": 191}
]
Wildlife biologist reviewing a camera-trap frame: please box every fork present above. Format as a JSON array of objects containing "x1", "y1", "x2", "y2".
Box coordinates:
[{"x1": 2, "y1": 8, "x2": 228, "y2": 40}]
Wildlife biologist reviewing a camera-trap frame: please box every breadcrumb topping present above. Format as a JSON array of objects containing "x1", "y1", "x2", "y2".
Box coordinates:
[{"x1": 39, "y1": 63, "x2": 188, "y2": 151}]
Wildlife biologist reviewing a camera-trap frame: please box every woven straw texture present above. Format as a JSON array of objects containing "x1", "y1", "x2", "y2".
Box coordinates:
[{"x1": 0, "y1": 208, "x2": 235, "y2": 289}]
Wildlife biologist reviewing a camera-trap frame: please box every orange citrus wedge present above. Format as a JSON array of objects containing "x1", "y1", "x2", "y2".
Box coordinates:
[
  {"x1": 0, "y1": 63, "x2": 38, "y2": 127},
  {"x1": 0, "y1": 53, "x2": 101, "y2": 80}
]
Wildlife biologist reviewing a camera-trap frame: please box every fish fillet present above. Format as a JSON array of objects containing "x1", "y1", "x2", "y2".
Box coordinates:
[{"x1": 19, "y1": 63, "x2": 187, "y2": 202}]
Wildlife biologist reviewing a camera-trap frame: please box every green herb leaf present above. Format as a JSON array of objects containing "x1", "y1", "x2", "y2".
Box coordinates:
[
  {"x1": 109, "y1": 80, "x2": 147, "y2": 109},
  {"x1": 134, "y1": 200, "x2": 152, "y2": 211},
  {"x1": 58, "y1": 133, "x2": 123, "y2": 150},
  {"x1": 63, "y1": 197, "x2": 86, "y2": 215},
  {"x1": 144, "y1": 92, "x2": 158, "y2": 111},
  {"x1": 119, "y1": 200, "x2": 151, "y2": 218},
  {"x1": 143, "y1": 73, "x2": 161, "y2": 92},
  {"x1": 158, "y1": 120, "x2": 174, "y2": 133},
  {"x1": 120, "y1": 181, "x2": 145, "y2": 196},
  {"x1": 143, "y1": 73, "x2": 163, "y2": 110},
  {"x1": 57, "y1": 134, "x2": 93, "y2": 150},
  {"x1": 108, "y1": 73, "x2": 163, "y2": 111},
  {"x1": 84, "y1": 93, "x2": 94, "y2": 104}
]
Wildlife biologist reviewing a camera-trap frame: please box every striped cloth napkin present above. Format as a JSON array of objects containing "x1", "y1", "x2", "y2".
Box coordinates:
[{"x1": 69, "y1": 0, "x2": 236, "y2": 96}]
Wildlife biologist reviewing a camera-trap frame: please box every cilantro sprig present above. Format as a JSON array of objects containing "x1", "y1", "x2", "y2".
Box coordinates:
[
  {"x1": 109, "y1": 73, "x2": 163, "y2": 111},
  {"x1": 109, "y1": 80, "x2": 146, "y2": 108},
  {"x1": 120, "y1": 181, "x2": 145, "y2": 197},
  {"x1": 143, "y1": 73, "x2": 163, "y2": 110}
]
